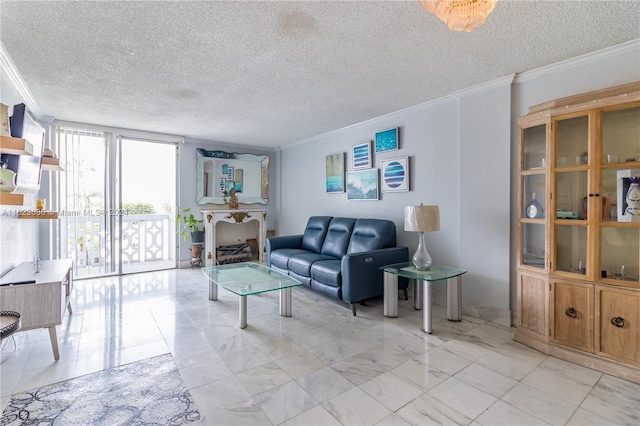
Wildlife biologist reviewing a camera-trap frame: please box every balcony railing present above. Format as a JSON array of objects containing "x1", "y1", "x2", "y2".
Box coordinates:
[{"x1": 63, "y1": 214, "x2": 175, "y2": 277}]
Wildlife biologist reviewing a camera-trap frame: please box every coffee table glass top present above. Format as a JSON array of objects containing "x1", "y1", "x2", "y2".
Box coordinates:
[
  {"x1": 380, "y1": 262, "x2": 467, "y2": 281},
  {"x1": 201, "y1": 262, "x2": 301, "y2": 296}
]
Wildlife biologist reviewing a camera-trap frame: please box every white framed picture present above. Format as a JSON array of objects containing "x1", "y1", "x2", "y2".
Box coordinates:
[
  {"x1": 375, "y1": 127, "x2": 398, "y2": 153},
  {"x1": 381, "y1": 156, "x2": 409, "y2": 192},
  {"x1": 352, "y1": 140, "x2": 372, "y2": 170},
  {"x1": 346, "y1": 168, "x2": 379, "y2": 200}
]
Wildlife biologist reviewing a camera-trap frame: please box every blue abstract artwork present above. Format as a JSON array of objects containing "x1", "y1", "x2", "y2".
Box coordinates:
[
  {"x1": 347, "y1": 169, "x2": 379, "y2": 200},
  {"x1": 375, "y1": 128, "x2": 398, "y2": 152},
  {"x1": 352, "y1": 141, "x2": 372, "y2": 170},
  {"x1": 381, "y1": 157, "x2": 409, "y2": 192},
  {"x1": 326, "y1": 152, "x2": 345, "y2": 193}
]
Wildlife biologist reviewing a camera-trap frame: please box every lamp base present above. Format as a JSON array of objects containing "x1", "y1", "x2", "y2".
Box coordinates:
[{"x1": 412, "y1": 232, "x2": 433, "y2": 271}]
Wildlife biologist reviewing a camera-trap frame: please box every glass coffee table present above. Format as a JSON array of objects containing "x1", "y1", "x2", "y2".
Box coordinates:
[
  {"x1": 380, "y1": 262, "x2": 467, "y2": 334},
  {"x1": 201, "y1": 262, "x2": 302, "y2": 328}
]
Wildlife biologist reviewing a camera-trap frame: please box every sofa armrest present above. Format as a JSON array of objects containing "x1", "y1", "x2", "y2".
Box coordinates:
[
  {"x1": 341, "y1": 246, "x2": 409, "y2": 303},
  {"x1": 266, "y1": 235, "x2": 304, "y2": 267},
  {"x1": 267, "y1": 235, "x2": 303, "y2": 251}
]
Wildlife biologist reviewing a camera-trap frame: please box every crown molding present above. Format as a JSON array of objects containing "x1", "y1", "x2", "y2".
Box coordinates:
[
  {"x1": 0, "y1": 42, "x2": 41, "y2": 118},
  {"x1": 514, "y1": 38, "x2": 640, "y2": 84}
]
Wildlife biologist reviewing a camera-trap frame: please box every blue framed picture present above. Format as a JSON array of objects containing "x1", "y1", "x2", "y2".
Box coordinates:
[
  {"x1": 326, "y1": 152, "x2": 345, "y2": 193},
  {"x1": 352, "y1": 140, "x2": 372, "y2": 170},
  {"x1": 375, "y1": 128, "x2": 398, "y2": 153},
  {"x1": 347, "y1": 168, "x2": 379, "y2": 200},
  {"x1": 381, "y1": 156, "x2": 409, "y2": 192}
]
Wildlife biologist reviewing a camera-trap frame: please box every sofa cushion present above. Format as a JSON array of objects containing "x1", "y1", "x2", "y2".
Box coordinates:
[
  {"x1": 310, "y1": 259, "x2": 341, "y2": 287},
  {"x1": 270, "y1": 248, "x2": 309, "y2": 270},
  {"x1": 347, "y1": 219, "x2": 396, "y2": 254},
  {"x1": 321, "y1": 217, "x2": 356, "y2": 258},
  {"x1": 289, "y1": 252, "x2": 335, "y2": 277},
  {"x1": 301, "y1": 216, "x2": 332, "y2": 253}
]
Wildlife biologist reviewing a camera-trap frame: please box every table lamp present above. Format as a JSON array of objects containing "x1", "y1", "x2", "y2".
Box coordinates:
[{"x1": 404, "y1": 204, "x2": 440, "y2": 270}]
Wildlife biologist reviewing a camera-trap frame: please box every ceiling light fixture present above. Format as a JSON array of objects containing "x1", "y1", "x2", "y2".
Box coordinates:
[{"x1": 419, "y1": 0, "x2": 497, "y2": 32}]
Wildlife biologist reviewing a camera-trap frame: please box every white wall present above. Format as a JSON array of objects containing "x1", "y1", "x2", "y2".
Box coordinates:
[
  {"x1": 278, "y1": 40, "x2": 640, "y2": 326},
  {"x1": 459, "y1": 78, "x2": 513, "y2": 324},
  {"x1": 280, "y1": 97, "x2": 461, "y2": 261}
]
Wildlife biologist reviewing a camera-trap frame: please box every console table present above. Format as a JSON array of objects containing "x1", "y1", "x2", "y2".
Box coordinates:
[
  {"x1": 202, "y1": 209, "x2": 267, "y2": 266},
  {"x1": 381, "y1": 262, "x2": 467, "y2": 334},
  {"x1": 0, "y1": 259, "x2": 73, "y2": 360}
]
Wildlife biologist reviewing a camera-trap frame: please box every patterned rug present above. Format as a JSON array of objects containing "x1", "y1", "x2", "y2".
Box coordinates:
[{"x1": 1, "y1": 354, "x2": 200, "y2": 426}]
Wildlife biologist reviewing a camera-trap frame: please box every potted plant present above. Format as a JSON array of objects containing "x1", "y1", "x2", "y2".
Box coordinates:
[{"x1": 176, "y1": 207, "x2": 204, "y2": 243}]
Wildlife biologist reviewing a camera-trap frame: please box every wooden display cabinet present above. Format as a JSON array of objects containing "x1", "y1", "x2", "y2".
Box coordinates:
[{"x1": 516, "y1": 82, "x2": 640, "y2": 383}]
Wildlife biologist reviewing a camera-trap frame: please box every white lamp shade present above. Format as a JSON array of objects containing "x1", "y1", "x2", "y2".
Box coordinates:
[{"x1": 404, "y1": 205, "x2": 440, "y2": 232}]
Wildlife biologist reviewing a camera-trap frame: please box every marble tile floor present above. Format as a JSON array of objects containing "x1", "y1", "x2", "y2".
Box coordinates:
[{"x1": 1, "y1": 268, "x2": 638, "y2": 425}]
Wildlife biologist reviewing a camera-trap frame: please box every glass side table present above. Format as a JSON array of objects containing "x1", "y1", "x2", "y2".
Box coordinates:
[{"x1": 380, "y1": 262, "x2": 467, "y2": 333}]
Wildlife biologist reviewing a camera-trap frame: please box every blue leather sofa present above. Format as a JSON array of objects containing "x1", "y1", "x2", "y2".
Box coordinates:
[{"x1": 266, "y1": 216, "x2": 409, "y2": 315}]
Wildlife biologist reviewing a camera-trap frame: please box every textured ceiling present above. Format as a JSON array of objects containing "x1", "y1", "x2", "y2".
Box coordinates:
[{"x1": 1, "y1": 1, "x2": 639, "y2": 149}]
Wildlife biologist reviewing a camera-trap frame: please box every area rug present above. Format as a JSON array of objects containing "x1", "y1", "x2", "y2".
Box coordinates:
[{"x1": 1, "y1": 354, "x2": 200, "y2": 426}]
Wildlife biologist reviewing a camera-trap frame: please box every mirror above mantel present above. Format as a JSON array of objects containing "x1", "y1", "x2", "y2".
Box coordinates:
[{"x1": 196, "y1": 148, "x2": 269, "y2": 205}]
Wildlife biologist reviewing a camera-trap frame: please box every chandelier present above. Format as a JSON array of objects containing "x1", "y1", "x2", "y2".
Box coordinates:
[{"x1": 420, "y1": 0, "x2": 497, "y2": 32}]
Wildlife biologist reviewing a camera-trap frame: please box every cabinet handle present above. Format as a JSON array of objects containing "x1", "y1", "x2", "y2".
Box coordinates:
[
  {"x1": 565, "y1": 307, "x2": 577, "y2": 318},
  {"x1": 610, "y1": 317, "x2": 625, "y2": 328}
]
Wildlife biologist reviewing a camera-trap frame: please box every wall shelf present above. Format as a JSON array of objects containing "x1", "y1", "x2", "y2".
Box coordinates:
[
  {"x1": 0, "y1": 193, "x2": 24, "y2": 206},
  {"x1": 18, "y1": 211, "x2": 59, "y2": 219},
  {"x1": 0, "y1": 135, "x2": 34, "y2": 156},
  {"x1": 41, "y1": 157, "x2": 64, "y2": 171}
]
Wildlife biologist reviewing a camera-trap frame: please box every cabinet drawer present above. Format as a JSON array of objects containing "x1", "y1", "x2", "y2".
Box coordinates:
[
  {"x1": 551, "y1": 280, "x2": 594, "y2": 352},
  {"x1": 595, "y1": 286, "x2": 640, "y2": 365}
]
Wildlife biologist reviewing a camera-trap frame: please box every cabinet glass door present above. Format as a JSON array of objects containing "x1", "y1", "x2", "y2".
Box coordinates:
[
  {"x1": 599, "y1": 105, "x2": 639, "y2": 285},
  {"x1": 523, "y1": 125, "x2": 546, "y2": 170},
  {"x1": 555, "y1": 225, "x2": 588, "y2": 275},
  {"x1": 556, "y1": 171, "x2": 588, "y2": 220},
  {"x1": 522, "y1": 223, "x2": 545, "y2": 268},
  {"x1": 555, "y1": 115, "x2": 589, "y2": 167},
  {"x1": 600, "y1": 227, "x2": 639, "y2": 282},
  {"x1": 520, "y1": 122, "x2": 547, "y2": 270},
  {"x1": 601, "y1": 106, "x2": 640, "y2": 165}
]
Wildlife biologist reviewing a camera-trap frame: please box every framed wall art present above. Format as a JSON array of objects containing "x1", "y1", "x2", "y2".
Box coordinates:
[
  {"x1": 375, "y1": 127, "x2": 398, "y2": 153},
  {"x1": 234, "y1": 169, "x2": 243, "y2": 193},
  {"x1": 381, "y1": 156, "x2": 409, "y2": 192},
  {"x1": 352, "y1": 140, "x2": 372, "y2": 170},
  {"x1": 326, "y1": 152, "x2": 345, "y2": 193},
  {"x1": 347, "y1": 168, "x2": 379, "y2": 201}
]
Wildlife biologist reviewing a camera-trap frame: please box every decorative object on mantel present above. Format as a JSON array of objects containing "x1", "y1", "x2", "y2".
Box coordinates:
[
  {"x1": 419, "y1": 0, "x2": 496, "y2": 32},
  {"x1": 404, "y1": 204, "x2": 440, "y2": 270},
  {"x1": 228, "y1": 188, "x2": 239, "y2": 209}
]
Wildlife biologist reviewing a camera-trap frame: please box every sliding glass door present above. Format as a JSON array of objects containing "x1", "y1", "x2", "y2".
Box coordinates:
[
  {"x1": 119, "y1": 138, "x2": 177, "y2": 274},
  {"x1": 55, "y1": 125, "x2": 178, "y2": 278}
]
